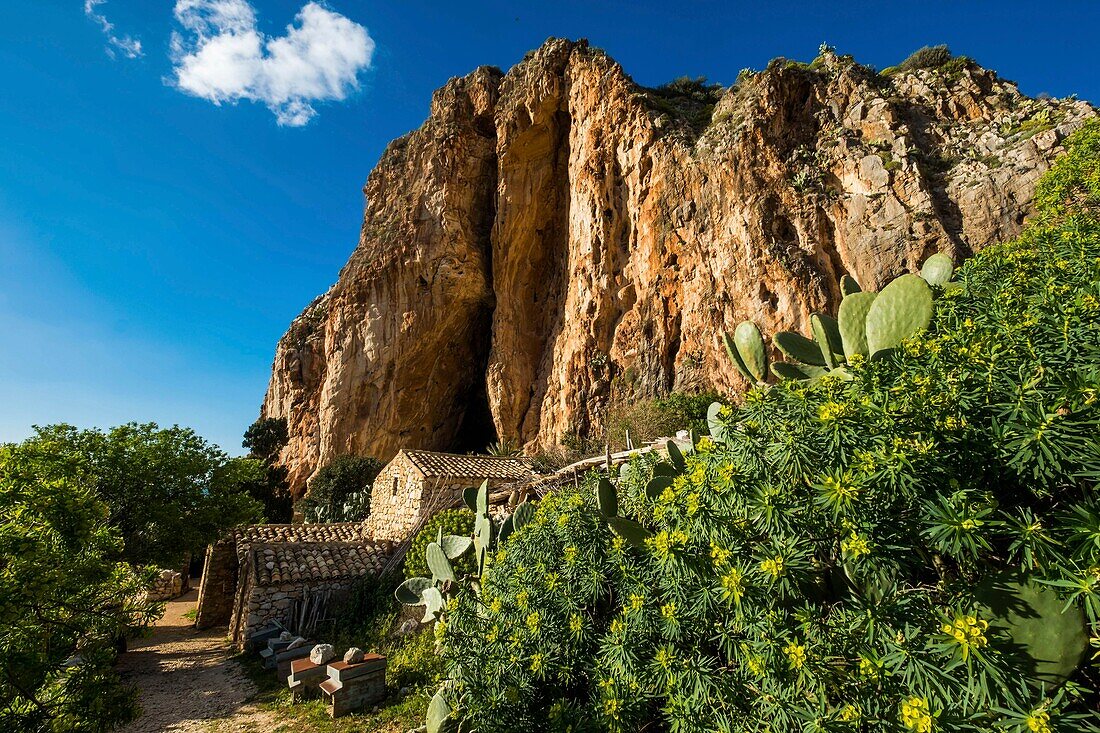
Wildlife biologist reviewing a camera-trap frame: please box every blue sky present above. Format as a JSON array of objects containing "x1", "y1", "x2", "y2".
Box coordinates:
[{"x1": 1, "y1": 1, "x2": 1097, "y2": 455}]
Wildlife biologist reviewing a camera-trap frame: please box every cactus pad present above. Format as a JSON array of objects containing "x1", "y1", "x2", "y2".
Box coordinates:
[
  {"x1": 426, "y1": 542, "x2": 456, "y2": 583},
  {"x1": 774, "y1": 331, "x2": 827, "y2": 366},
  {"x1": 707, "y1": 401, "x2": 727, "y2": 441},
  {"x1": 734, "y1": 321, "x2": 769, "y2": 383},
  {"x1": 646, "y1": 475, "x2": 674, "y2": 500},
  {"x1": 975, "y1": 573, "x2": 1088, "y2": 685},
  {"x1": 920, "y1": 252, "x2": 954, "y2": 286},
  {"x1": 441, "y1": 535, "x2": 472, "y2": 560},
  {"x1": 840, "y1": 274, "x2": 862, "y2": 296},
  {"x1": 395, "y1": 576, "x2": 433, "y2": 605},
  {"x1": 865, "y1": 274, "x2": 933, "y2": 356},
  {"x1": 811, "y1": 314, "x2": 845, "y2": 369},
  {"x1": 607, "y1": 516, "x2": 651, "y2": 548},
  {"x1": 596, "y1": 478, "x2": 618, "y2": 518},
  {"x1": 513, "y1": 500, "x2": 536, "y2": 531},
  {"x1": 837, "y1": 291, "x2": 877, "y2": 360}
]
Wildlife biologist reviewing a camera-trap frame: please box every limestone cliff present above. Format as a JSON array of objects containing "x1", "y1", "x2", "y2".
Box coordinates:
[{"x1": 262, "y1": 39, "x2": 1096, "y2": 495}]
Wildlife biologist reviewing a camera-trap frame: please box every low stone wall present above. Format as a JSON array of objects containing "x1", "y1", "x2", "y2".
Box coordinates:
[
  {"x1": 238, "y1": 579, "x2": 354, "y2": 646},
  {"x1": 146, "y1": 569, "x2": 184, "y2": 601}
]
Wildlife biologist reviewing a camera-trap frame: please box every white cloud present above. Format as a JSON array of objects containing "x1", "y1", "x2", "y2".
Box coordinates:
[
  {"x1": 170, "y1": 0, "x2": 374, "y2": 127},
  {"x1": 84, "y1": 0, "x2": 143, "y2": 59}
]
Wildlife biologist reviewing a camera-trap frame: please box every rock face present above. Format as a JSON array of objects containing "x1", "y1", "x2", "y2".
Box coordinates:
[{"x1": 263, "y1": 39, "x2": 1096, "y2": 496}]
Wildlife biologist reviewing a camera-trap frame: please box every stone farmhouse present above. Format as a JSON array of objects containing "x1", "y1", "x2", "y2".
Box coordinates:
[{"x1": 195, "y1": 450, "x2": 534, "y2": 647}]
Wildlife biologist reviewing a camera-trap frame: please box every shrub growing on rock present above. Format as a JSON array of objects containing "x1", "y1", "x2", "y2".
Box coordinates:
[{"x1": 429, "y1": 121, "x2": 1100, "y2": 732}]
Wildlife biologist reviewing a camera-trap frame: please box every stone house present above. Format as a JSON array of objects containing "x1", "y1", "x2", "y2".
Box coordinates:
[
  {"x1": 195, "y1": 523, "x2": 368, "y2": 630},
  {"x1": 229, "y1": 540, "x2": 392, "y2": 646},
  {"x1": 195, "y1": 450, "x2": 535, "y2": 648},
  {"x1": 365, "y1": 450, "x2": 534, "y2": 542}
]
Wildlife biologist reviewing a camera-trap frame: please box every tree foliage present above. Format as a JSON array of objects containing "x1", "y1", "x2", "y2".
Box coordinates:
[
  {"x1": 242, "y1": 417, "x2": 288, "y2": 462},
  {"x1": 17, "y1": 423, "x2": 262, "y2": 567},
  {"x1": 299, "y1": 455, "x2": 384, "y2": 523},
  {"x1": 0, "y1": 440, "x2": 158, "y2": 732},
  {"x1": 434, "y1": 121, "x2": 1100, "y2": 732}
]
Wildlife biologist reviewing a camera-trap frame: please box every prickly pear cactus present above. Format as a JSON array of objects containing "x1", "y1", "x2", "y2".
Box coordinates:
[
  {"x1": 920, "y1": 252, "x2": 955, "y2": 286},
  {"x1": 840, "y1": 274, "x2": 862, "y2": 296},
  {"x1": 733, "y1": 321, "x2": 769, "y2": 383},
  {"x1": 774, "y1": 331, "x2": 827, "y2": 367},
  {"x1": 864, "y1": 274, "x2": 932, "y2": 357},
  {"x1": 837, "y1": 291, "x2": 877, "y2": 360},
  {"x1": 975, "y1": 573, "x2": 1088, "y2": 685},
  {"x1": 811, "y1": 314, "x2": 844, "y2": 369}
]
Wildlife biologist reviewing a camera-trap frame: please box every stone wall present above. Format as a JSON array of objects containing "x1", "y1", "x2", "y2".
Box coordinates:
[
  {"x1": 145, "y1": 569, "x2": 184, "y2": 602},
  {"x1": 232, "y1": 576, "x2": 355, "y2": 647},
  {"x1": 195, "y1": 542, "x2": 238, "y2": 628}
]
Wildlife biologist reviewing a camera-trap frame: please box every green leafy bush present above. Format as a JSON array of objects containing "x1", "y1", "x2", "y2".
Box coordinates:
[
  {"x1": 406, "y1": 509, "x2": 476, "y2": 580},
  {"x1": 433, "y1": 121, "x2": 1100, "y2": 732},
  {"x1": 299, "y1": 454, "x2": 383, "y2": 523},
  {"x1": 605, "y1": 391, "x2": 722, "y2": 449},
  {"x1": 0, "y1": 439, "x2": 159, "y2": 732}
]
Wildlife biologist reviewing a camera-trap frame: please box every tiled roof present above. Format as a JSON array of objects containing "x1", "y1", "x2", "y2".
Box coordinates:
[
  {"x1": 251, "y1": 541, "x2": 394, "y2": 586},
  {"x1": 229, "y1": 523, "x2": 367, "y2": 559},
  {"x1": 403, "y1": 450, "x2": 534, "y2": 480}
]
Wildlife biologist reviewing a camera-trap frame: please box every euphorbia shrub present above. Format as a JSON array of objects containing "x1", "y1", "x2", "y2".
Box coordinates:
[{"x1": 435, "y1": 121, "x2": 1100, "y2": 732}]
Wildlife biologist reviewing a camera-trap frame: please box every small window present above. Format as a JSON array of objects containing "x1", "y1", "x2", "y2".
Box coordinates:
[{"x1": 392, "y1": 476, "x2": 399, "y2": 496}]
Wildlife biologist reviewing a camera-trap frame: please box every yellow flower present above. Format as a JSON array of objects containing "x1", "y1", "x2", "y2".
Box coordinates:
[
  {"x1": 611, "y1": 536, "x2": 625, "y2": 552},
  {"x1": 545, "y1": 572, "x2": 559, "y2": 591},
  {"x1": 686, "y1": 492, "x2": 701, "y2": 516},
  {"x1": 720, "y1": 566, "x2": 747, "y2": 604},
  {"x1": 818, "y1": 401, "x2": 848, "y2": 421},
  {"x1": 838, "y1": 704, "x2": 861, "y2": 722},
  {"x1": 941, "y1": 613, "x2": 989, "y2": 661},
  {"x1": 569, "y1": 613, "x2": 583, "y2": 635},
  {"x1": 660, "y1": 602, "x2": 676, "y2": 620},
  {"x1": 489, "y1": 597, "x2": 503, "y2": 614},
  {"x1": 526, "y1": 611, "x2": 541, "y2": 634},
  {"x1": 783, "y1": 641, "x2": 807, "y2": 670},
  {"x1": 610, "y1": 618, "x2": 625, "y2": 634},
  {"x1": 563, "y1": 545, "x2": 577, "y2": 565},
  {"x1": 558, "y1": 514, "x2": 569, "y2": 527},
  {"x1": 859, "y1": 655, "x2": 882, "y2": 679},
  {"x1": 485, "y1": 625, "x2": 499, "y2": 643},
  {"x1": 1025, "y1": 706, "x2": 1052, "y2": 733},
  {"x1": 516, "y1": 590, "x2": 529, "y2": 610},
  {"x1": 689, "y1": 466, "x2": 707, "y2": 484},
  {"x1": 696, "y1": 436, "x2": 716, "y2": 452},
  {"x1": 841, "y1": 532, "x2": 871, "y2": 558},
  {"x1": 655, "y1": 646, "x2": 673, "y2": 670},
  {"x1": 626, "y1": 593, "x2": 645, "y2": 613},
  {"x1": 602, "y1": 695, "x2": 621, "y2": 719},
  {"x1": 710, "y1": 542, "x2": 732, "y2": 567},
  {"x1": 530, "y1": 652, "x2": 545, "y2": 674},
  {"x1": 760, "y1": 556, "x2": 785, "y2": 579},
  {"x1": 900, "y1": 696, "x2": 934, "y2": 733}
]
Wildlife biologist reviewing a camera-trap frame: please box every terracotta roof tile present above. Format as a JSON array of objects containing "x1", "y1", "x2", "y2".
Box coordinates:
[
  {"x1": 251, "y1": 541, "x2": 393, "y2": 586},
  {"x1": 403, "y1": 450, "x2": 533, "y2": 481}
]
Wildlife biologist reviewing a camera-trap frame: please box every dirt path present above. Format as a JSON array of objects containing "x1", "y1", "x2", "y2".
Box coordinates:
[{"x1": 117, "y1": 590, "x2": 281, "y2": 732}]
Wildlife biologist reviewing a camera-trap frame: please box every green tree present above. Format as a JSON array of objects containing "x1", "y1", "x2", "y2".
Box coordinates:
[
  {"x1": 0, "y1": 440, "x2": 158, "y2": 732},
  {"x1": 242, "y1": 417, "x2": 294, "y2": 523},
  {"x1": 242, "y1": 417, "x2": 288, "y2": 462},
  {"x1": 21, "y1": 423, "x2": 262, "y2": 567},
  {"x1": 299, "y1": 455, "x2": 383, "y2": 523}
]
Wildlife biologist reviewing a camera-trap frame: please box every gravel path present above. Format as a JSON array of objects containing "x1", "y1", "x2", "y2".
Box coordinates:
[{"x1": 117, "y1": 590, "x2": 281, "y2": 732}]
